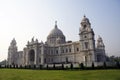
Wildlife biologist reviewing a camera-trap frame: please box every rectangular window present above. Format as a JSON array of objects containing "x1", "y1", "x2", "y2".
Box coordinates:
[
  {"x1": 69, "y1": 48, "x2": 71, "y2": 52},
  {"x1": 77, "y1": 48, "x2": 79, "y2": 51},
  {"x1": 62, "y1": 49, "x2": 64, "y2": 53},
  {"x1": 66, "y1": 48, "x2": 68, "y2": 53},
  {"x1": 56, "y1": 50, "x2": 58, "y2": 54},
  {"x1": 39, "y1": 58, "x2": 41, "y2": 63},
  {"x1": 84, "y1": 42, "x2": 88, "y2": 49},
  {"x1": 51, "y1": 50, "x2": 53, "y2": 54}
]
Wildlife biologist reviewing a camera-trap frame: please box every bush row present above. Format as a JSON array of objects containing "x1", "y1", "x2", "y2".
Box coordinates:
[{"x1": 0, "y1": 62, "x2": 120, "y2": 70}]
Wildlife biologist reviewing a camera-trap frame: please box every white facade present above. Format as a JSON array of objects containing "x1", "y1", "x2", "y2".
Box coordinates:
[{"x1": 8, "y1": 16, "x2": 106, "y2": 66}]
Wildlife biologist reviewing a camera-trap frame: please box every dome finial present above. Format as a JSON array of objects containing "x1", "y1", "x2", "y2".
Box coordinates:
[
  {"x1": 55, "y1": 21, "x2": 57, "y2": 28},
  {"x1": 84, "y1": 14, "x2": 86, "y2": 18},
  {"x1": 55, "y1": 21, "x2": 57, "y2": 25}
]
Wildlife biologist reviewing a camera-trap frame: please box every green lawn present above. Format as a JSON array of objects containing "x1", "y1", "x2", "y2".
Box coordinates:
[{"x1": 0, "y1": 69, "x2": 120, "y2": 80}]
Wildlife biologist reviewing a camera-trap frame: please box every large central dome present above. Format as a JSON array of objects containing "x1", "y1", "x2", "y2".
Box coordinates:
[
  {"x1": 48, "y1": 25, "x2": 63, "y2": 37},
  {"x1": 47, "y1": 21, "x2": 66, "y2": 45}
]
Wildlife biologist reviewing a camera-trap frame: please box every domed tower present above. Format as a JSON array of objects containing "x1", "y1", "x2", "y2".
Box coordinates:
[
  {"x1": 8, "y1": 38, "x2": 18, "y2": 65},
  {"x1": 79, "y1": 15, "x2": 96, "y2": 62},
  {"x1": 96, "y1": 36, "x2": 106, "y2": 62},
  {"x1": 47, "y1": 21, "x2": 66, "y2": 46},
  {"x1": 97, "y1": 36, "x2": 105, "y2": 49}
]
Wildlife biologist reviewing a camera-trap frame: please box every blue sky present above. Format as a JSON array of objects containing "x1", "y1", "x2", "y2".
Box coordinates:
[{"x1": 0, "y1": 0, "x2": 120, "y2": 61}]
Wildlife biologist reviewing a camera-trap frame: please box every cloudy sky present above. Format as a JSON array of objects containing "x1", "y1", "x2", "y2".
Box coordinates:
[{"x1": 0, "y1": 0, "x2": 120, "y2": 61}]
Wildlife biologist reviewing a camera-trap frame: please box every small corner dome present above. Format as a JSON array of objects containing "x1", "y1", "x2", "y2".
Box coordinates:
[
  {"x1": 81, "y1": 15, "x2": 90, "y2": 23},
  {"x1": 11, "y1": 38, "x2": 16, "y2": 45},
  {"x1": 97, "y1": 35, "x2": 103, "y2": 42},
  {"x1": 49, "y1": 27, "x2": 63, "y2": 36}
]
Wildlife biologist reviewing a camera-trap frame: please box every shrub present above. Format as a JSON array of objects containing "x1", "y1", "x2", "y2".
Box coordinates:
[
  {"x1": 34, "y1": 65, "x2": 36, "y2": 69},
  {"x1": 62, "y1": 64, "x2": 64, "y2": 70},
  {"x1": 70, "y1": 63, "x2": 73, "y2": 69},
  {"x1": 39, "y1": 65, "x2": 43, "y2": 69},
  {"x1": 20, "y1": 65, "x2": 22, "y2": 69},
  {"x1": 13, "y1": 65, "x2": 15, "y2": 68},
  {"x1": 80, "y1": 63, "x2": 84, "y2": 69},
  {"x1": 4, "y1": 65, "x2": 6, "y2": 68},
  {"x1": 92, "y1": 62, "x2": 95, "y2": 69},
  {"x1": 9, "y1": 65, "x2": 12, "y2": 68},
  {"x1": 6, "y1": 65, "x2": 8, "y2": 68},
  {"x1": 46, "y1": 64, "x2": 48, "y2": 69},
  {"x1": 103, "y1": 62, "x2": 106, "y2": 69},
  {"x1": 116, "y1": 61, "x2": 120, "y2": 68},
  {"x1": 53, "y1": 64, "x2": 55, "y2": 69},
  {"x1": 16, "y1": 65, "x2": 18, "y2": 68},
  {"x1": 66, "y1": 66, "x2": 69, "y2": 70},
  {"x1": 24, "y1": 65, "x2": 27, "y2": 69}
]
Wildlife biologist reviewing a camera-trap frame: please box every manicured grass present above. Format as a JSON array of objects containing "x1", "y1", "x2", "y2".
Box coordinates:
[{"x1": 0, "y1": 69, "x2": 120, "y2": 80}]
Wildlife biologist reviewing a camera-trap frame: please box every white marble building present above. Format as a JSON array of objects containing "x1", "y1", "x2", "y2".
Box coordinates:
[{"x1": 8, "y1": 16, "x2": 106, "y2": 66}]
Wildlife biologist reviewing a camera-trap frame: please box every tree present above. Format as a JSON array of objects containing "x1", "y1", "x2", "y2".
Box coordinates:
[
  {"x1": 80, "y1": 63, "x2": 84, "y2": 69},
  {"x1": 109, "y1": 56, "x2": 120, "y2": 62}
]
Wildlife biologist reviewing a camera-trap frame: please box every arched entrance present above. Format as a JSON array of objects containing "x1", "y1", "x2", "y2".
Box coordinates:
[{"x1": 29, "y1": 49, "x2": 35, "y2": 65}]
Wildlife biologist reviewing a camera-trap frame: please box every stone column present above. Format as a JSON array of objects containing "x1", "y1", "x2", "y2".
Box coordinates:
[
  {"x1": 71, "y1": 44, "x2": 75, "y2": 63},
  {"x1": 26, "y1": 50, "x2": 29, "y2": 65},
  {"x1": 41, "y1": 45, "x2": 44, "y2": 64},
  {"x1": 34, "y1": 48, "x2": 37, "y2": 65},
  {"x1": 90, "y1": 51, "x2": 96, "y2": 62},
  {"x1": 58, "y1": 46, "x2": 61, "y2": 63},
  {"x1": 34, "y1": 45, "x2": 39, "y2": 65}
]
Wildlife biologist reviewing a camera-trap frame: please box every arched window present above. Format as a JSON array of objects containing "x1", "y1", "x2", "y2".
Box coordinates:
[
  {"x1": 62, "y1": 49, "x2": 64, "y2": 53},
  {"x1": 83, "y1": 25, "x2": 86, "y2": 29},
  {"x1": 56, "y1": 50, "x2": 58, "y2": 54},
  {"x1": 39, "y1": 58, "x2": 41, "y2": 63},
  {"x1": 77, "y1": 48, "x2": 79, "y2": 51}
]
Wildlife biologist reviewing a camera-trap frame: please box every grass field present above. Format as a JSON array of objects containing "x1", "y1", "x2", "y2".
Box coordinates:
[{"x1": 0, "y1": 69, "x2": 120, "y2": 80}]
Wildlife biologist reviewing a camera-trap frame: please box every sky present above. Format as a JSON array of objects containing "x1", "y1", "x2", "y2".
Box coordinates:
[{"x1": 0, "y1": 0, "x2": 120, "y2": 61}]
